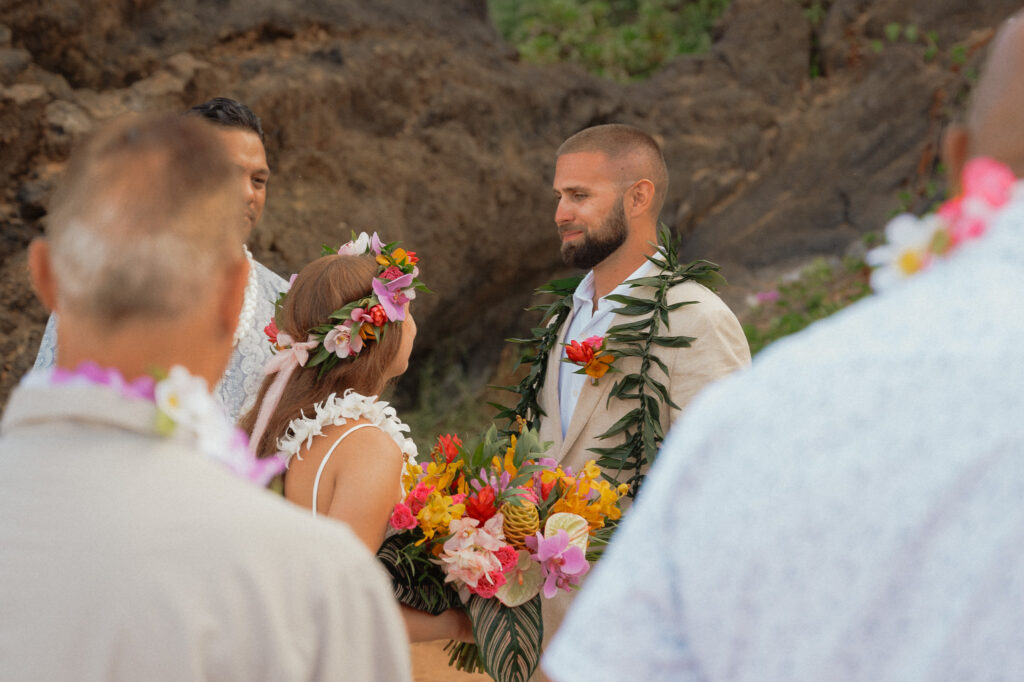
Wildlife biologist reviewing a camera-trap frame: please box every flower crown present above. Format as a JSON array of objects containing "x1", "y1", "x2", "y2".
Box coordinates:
[{"x1": 263, "y1": 232, "x2": 427, "y2": 377}]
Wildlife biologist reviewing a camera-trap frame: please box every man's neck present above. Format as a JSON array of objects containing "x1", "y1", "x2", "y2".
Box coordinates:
[
  {"x1": 590, "y1": 230, "x2": 658, "y2": 307},
  {"x1": 54, "y1": 314, "x2": 231, "y2": 389}
]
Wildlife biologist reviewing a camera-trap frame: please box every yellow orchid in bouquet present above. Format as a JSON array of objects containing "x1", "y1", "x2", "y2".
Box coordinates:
[{"x1": 376, "y1": 423, "x2": 628, "y2": 682}]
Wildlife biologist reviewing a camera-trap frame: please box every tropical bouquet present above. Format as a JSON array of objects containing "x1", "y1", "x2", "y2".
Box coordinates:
[{"x1": 377, "y1": 423, "x2": 628, "y2": 681}]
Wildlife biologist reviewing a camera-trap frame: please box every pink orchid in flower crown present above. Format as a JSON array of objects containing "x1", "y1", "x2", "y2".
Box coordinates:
[
  {"x1": 337, "y1": 232, "x2": 371, "y2": 256},
  {"x1": 370, "y1": 232, "x2": 386, "y2": 255},
  {"x1": 525, "y1": 529, "x2": 590, "y2": 599},
  {"x1": 323, "y1": 322, "x2": 360, "y2": 359},
  {"x1": 372, "y1": 273, "x2": 416, "y2": 321}
]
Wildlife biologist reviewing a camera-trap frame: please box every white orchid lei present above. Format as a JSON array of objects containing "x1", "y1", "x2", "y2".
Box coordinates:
[
  {"x1": 868, "y1": 157, "x2": 1019, "y2": 291},
  {"x1": 262, "y1": 232, "x2": 428, "y2": 379},
  {"x1": 40, "y1": 362, "x2": 283, "y2": 485},
  {"x1": 276, "y1": 388, "x2": 418, "y2": 467}
]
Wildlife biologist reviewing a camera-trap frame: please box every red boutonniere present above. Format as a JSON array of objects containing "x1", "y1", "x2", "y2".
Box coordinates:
[{"x1": 563, "y1": 335, "x2": 615, "y2": 384}]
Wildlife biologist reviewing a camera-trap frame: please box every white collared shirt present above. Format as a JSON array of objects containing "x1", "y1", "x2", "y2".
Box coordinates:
[{"x1": 558, "y1": 258, "x2": 657, "y2": 437}]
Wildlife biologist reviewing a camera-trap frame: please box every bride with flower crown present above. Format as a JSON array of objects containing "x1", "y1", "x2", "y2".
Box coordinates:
[{"x1": 240, "y1": 232, "x2": 473, "y2": 644}]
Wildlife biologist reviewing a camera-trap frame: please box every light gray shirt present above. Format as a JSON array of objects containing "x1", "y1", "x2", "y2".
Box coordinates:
[
  {"x1": 34, "y1": 258, "x2": 288, "y2": 422},
  {"x1": 0, "y1": 377, "x2": 412, "y2": 682},
  {"x1": 544, "y1": 194, "x2": 1024, "y2": 681}
]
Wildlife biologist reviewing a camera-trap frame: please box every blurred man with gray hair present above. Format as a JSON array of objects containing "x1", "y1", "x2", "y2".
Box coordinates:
[{"x1": 0, "y1": 113, "x2": 412, "y2": 681}]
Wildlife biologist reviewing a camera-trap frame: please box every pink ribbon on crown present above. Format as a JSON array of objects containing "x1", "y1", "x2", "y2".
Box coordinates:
[{"x1": 249, "y1": 332, "x2": 319, "y2": 456}]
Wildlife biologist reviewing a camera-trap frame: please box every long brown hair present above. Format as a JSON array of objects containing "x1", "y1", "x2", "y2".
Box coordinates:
[{"x1": 239, "y1": 254, "x2": 406, "y2": 457}]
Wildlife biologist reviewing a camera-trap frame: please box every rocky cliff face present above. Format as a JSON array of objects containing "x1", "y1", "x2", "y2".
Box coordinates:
[{"x1": 0, "y1": 0, "x2": 1017, "y2": 408}]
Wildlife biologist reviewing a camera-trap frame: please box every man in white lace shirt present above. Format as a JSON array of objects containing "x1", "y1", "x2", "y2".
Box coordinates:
[
  {"x1": 34, "y1": 97, "x2": 288, "y2": 420},
  {"x1": 544, "y1": 12, "x2": 1024, "y2": 682}
]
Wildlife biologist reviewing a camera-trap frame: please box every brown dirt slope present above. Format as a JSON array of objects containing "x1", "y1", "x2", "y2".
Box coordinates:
[{"x1": 0, "y1": 0, "x2": 1018, "y2": 408}]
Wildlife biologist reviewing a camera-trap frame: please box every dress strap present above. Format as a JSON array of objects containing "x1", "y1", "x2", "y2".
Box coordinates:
[{"x1": 311, "y1": 422, "x2": 378, "y2": 518}]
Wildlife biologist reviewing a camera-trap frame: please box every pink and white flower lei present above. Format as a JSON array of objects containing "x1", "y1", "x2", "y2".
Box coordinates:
[
  {"x1": 39, "y1": 362, "x2": 283, "y2": 485},
  {"x1": 867, "y1": 157, "x2": 1018, "y2": 291}
]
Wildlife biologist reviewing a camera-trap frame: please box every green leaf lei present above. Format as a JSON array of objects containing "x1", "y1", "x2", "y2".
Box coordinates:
[{"x1": 494, "y1": 225, "x2": 725, "y2": 497}]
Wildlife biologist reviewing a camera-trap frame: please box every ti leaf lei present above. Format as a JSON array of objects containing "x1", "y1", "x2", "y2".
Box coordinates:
[{"x1": 495, "y1": 225, "x2": 725, "y2": 497}]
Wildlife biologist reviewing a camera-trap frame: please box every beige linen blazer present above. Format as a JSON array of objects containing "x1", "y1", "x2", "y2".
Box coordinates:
[
  {"x1": 532, "y1": 278, "x2": 751, "y2": 678},
  {"x1": 537, "y1": 278, "x2": 751, "y2": 479}
]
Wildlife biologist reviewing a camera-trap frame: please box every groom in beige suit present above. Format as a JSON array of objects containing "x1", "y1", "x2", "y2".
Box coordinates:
[{"x1": 535, "y1": 124, "x2": 750, "y2": 666}]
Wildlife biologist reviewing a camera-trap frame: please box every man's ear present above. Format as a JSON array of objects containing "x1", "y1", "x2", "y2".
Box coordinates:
[
  {"x1": 942, "y1": 124, "x2": 969, "y2": 196},
  {"x1": 626, "y1": 179, "x2": 656, "y2": 217},
  {"x1": 27, "y1": 238, "x2": 58, "y2": 313},
  {"x1": 217, "y1": 256, "x2": 249, "y2": 339}
]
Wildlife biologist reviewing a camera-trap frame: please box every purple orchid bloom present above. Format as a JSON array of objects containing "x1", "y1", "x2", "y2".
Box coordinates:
[
  {"x1": 526, "y1": 529, "x2": 590, "y2": 598},
  {"x1": 471, "y1": 468, "x2": 512, "y2": 495},
  {"x1": 372, "y1": 273, "x2": 415, "y2": 321},
  {"x1": 370, "y1": 232, "x2": 385, "y2": 255}
]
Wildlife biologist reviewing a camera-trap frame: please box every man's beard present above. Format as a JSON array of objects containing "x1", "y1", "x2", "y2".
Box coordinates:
[{"x1": 560, "y1": 201, "x2": 628, "y2": 270}]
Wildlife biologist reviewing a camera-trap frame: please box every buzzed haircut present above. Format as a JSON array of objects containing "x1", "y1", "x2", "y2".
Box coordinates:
[
  {"x1": 187, "y1": 97, "x2": 265, "y2": 143},
  {"x1": 46, "y1": 113, "x2": 246, "y2": 326},
  {"x1": 557, "y1": 124, "x2": 670, "y2": 213}
]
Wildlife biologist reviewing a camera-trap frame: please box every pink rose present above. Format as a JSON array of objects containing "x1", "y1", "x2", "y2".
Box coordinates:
[
  {"x1": 471, "y1": 569, "x2": 507, "y2": 599},
  {"x1": 389, "y1": 503, "x2": 418, "y2": 530},
  {"x1": 407, "y1": 482, "x2": 432, "y2": 515},
  {"x1": 381, "y1": 265, "x2": 405, "y2": 280},
  {"x1": 495, "y1": 544, "x2": 519, "y2": 573}
]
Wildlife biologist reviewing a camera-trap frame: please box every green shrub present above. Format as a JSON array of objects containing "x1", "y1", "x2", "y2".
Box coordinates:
[
  {"x1": 489, "y1": 0, "x2": 732, "y2": 81},
  {"x1": 743, "y1": 256, "x2": 871, "y2": 356}
]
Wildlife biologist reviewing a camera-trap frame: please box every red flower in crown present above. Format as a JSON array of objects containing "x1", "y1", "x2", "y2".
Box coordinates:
[
  {"x1": 369, "y1": 304, "x2": 388, "y2": 327},
  {"x1": 406, "y1": 251, "x2": 419, "y2": 264},
  {"x1": 264, "y1": 318, "x2": 279, "y2": 346}
]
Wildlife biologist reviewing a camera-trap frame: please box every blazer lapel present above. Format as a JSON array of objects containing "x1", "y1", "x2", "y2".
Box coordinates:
[
  {"x1": 538, "y1": 318, "x2": 572, "y2": 450},
  {"x1": 558, "y1": 313, "x2": 620, "y2": 461}
]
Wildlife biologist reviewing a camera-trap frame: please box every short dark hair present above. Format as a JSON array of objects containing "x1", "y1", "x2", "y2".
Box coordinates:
[
  {"x1": 557, "y1": 124, "x2": 669, "y2": 214},
  {"x1": 187, "y1": 97, "x2": 265, "y2": 143}
]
